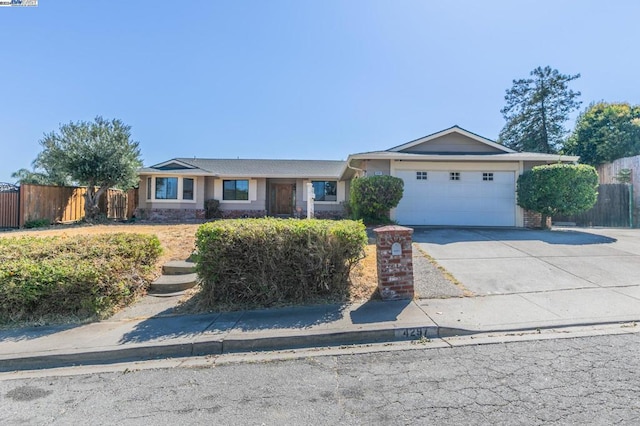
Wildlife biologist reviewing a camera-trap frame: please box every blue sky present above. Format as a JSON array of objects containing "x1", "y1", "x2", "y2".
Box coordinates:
[{"x1": 1, "y1": 1, "x2": 639, "y2": 183}]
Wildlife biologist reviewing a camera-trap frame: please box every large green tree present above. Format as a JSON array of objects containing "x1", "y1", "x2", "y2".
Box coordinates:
[
  {"x1": 564, "y1": 102, "x2": 640, "y2": 166},
  {"x1": 34, "y1": 116, "x2": 142, "y2": 220},
  {"x1": 517, "y1": 164, "x2": 598, "y2": 229},
  {"x1": 499, "y1": 66, "x2": 581, "y2": 153}
]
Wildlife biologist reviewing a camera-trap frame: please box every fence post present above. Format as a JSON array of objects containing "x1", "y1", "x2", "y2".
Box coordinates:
[
  {"x1": 630, "y1": 184, "x2": 634, "y2": 228},
  {"x1": 17, "y1": 185, "x2": 21, "y2": 228}
]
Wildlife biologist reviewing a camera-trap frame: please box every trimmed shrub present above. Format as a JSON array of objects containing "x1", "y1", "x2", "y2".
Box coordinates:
[
  {"x1": 0, "y1": 233, "x2": 162, "y2": 323},
  {"x1": 350, "y1": 175, "x2": 404, "y2": 223},
  {"x1": 194, "y1": 218, "x2": 367, "y2": 307},
  {"x1": 517, "y1": 163, "x2": 599, "y2": 229}
]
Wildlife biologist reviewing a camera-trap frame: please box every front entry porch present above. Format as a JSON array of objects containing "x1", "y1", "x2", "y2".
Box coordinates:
[{"x1": 268, "y1": 179, "x2": 296, "y2": 217}]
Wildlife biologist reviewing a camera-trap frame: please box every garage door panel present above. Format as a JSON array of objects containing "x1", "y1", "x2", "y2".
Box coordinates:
[{"x1": 395, "y1": 170, "x2": 516, "y2": 226}]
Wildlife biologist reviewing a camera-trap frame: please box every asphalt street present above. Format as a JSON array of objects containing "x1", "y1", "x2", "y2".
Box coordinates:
[{"x1": 2, "y1": 332, "x2": 639, "y2": 425}]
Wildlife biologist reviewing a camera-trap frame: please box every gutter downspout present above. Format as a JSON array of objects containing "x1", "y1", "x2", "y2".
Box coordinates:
[{"x1": 346, "y1": 159, "x2": 365, "y2": 178}]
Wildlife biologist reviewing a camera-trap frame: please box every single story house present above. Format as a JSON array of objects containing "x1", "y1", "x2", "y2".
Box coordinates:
[
  {"x1": 136, "y1": 125, "x2": 578, "y2": 227},
  {"x1": 137, "y1": 158, "x2": 353, "y2": 221}
]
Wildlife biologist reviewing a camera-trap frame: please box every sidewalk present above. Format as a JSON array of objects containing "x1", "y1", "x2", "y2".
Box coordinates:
[{"x1": 1, "y1": 284, "x2": 639, "y2": 372}]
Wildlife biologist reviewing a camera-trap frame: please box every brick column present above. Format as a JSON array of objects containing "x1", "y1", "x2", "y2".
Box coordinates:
[
  {"x1": 523, "y1": 210, "x2": 552, "y2": 229},
  {"x1": 373, "y1": 225, "x2": 414, "y2": 301}
]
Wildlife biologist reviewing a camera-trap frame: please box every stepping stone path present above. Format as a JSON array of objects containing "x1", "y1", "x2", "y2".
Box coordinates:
[{"x1": 148, "y1": 260, "x2": 198, "y2": 296}]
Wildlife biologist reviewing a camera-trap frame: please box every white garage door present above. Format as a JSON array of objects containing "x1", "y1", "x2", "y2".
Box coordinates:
[{"x1": 394, "y1": 170, "x2": 516, "y2": 226}]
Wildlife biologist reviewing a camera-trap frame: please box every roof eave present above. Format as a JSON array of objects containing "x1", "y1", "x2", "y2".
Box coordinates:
[
  {"x1": 137, "y1": 169, "x2": 214, "y2": 177},
  {"x1": 348, "y1": 153, "x2": 579, "y2": 162}
]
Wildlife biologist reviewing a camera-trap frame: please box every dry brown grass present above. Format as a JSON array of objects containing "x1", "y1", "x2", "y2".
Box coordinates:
[
  {"x1": 349, "y1": 244, "x2": 379, "y2": 301},
  {"x1": 3, "y1": 223, "x2": 199, "y2": 277},
  {"x1": 1, "y1": 222, "x2": 379, "y2": 305}
]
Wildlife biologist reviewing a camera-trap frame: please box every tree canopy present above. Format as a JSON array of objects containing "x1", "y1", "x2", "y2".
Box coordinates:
[
  {"x1": 11, "y1": 168, "x2": 60, "y2": 186},
  {"x1": 32, "y1": 116, "x2": 142, "y2": 219},
  {"x1": 516, "y1": 164, "x2": 598, "y2": 229},
  {"x1": 564, "y1": 102, "x2": 640, "y2": 166},
  {"x1": 499, "y1": 66, "x2": 581, "y2": 153}
]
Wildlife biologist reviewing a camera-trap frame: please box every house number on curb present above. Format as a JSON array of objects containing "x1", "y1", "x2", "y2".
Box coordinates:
[
  {"x1": 391, "y1": 242, "x2": 402, "y2": 256},
  {"x1": 395, "y1": 328, "x2": 430, "y2": 339}
]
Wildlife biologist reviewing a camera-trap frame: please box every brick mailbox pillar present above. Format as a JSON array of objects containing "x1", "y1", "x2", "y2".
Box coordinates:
[{"x1": 373, "y1": 225, "x2": 414, "y2": 301}]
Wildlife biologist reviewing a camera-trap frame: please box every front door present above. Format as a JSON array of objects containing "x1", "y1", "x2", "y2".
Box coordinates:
[{"x1": 272, "y1": 184, "x2": 294, "y2": 216}]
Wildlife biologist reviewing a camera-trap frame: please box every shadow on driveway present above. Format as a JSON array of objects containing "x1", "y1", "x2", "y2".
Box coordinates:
[{"x1": 410, "y1": 227, "x2": 616, "y2": 246}]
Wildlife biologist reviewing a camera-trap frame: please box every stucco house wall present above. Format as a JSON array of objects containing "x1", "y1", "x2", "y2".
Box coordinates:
[
  {"x1": 135, "y1": 126, "x2": 578, "y2": 226},
  {"x1": 136, "y1": 159, "x2": 347, "y2": 221},
  {"x1": 400, "y1": 132, "x2": 503, "y2": 154}
]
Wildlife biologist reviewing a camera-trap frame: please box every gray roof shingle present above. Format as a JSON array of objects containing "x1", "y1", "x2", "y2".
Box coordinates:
[{"x1": 141, "y1": 158, "x2": 346, "y2": 178}]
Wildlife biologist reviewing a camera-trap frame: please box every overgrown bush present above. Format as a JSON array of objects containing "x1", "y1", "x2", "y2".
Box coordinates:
[
  {"x1": 194, "y1": 218, "x2": 367, "y2": 307},
  {"x1": 350, "y1": 175, "x2": 404, "y2": 223},
  {"x1": 517, "y1": 163, "x2": 599, "y2": 229},
  {"x1": 0, "y1": 233, "x2": 162, "y2": 323}
]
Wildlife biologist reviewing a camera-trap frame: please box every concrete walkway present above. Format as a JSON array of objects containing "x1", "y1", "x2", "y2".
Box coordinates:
[
  {"x1": 2, "y1": 285, "x2": 639, "y2": 372},
  {"x1": 2, "y1": 226, "x2": 639, "y2": 372}
]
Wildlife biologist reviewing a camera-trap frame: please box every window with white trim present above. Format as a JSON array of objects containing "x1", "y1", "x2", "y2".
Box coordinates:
[
  {"x1": 149, "y1": 176, "x2": 196, "y2": 202},
  {"x1": 416, "y1": 171, "x2": 428, "y2": 180},
  {"x1": 223, "y1": 180, "x2": 249, "y2": 201},
  {"x1": 183, "y1": 178, "x2": 194, "y2": 200},
  {"x1": 482, "y1": 172, "x2": 494, "y2": 181},
  {"x1": 155, "y1": 177, "x2": 178, "y2": 199},
  {"x1": 312, "y1": 181, "x2": 337, "y2": 201},
  {"x1": 449, "y1": 172, "x2": 460, "y2": 181}
]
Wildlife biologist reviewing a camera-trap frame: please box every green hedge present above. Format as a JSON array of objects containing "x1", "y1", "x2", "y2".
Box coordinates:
[
  {"x1": 517, "y1": 163, "x2": 599, "y2": 228},
  {"x1": 0, "y1": 233, "x2": 162, "y2": 323},
  {"x1": 195, "y1": 218, "x2": 367, "y2": 307},
  {"x1": 350, "y1": 175, "x2": 404, "y2": 223}
]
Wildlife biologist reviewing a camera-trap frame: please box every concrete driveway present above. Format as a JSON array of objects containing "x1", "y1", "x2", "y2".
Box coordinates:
[{"x1": 413, "y1": 227, "x2": 640, "y2": 296}]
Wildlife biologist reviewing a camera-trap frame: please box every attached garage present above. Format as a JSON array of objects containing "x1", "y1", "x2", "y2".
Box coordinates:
[
  {"x1": 345, "y1": 125, "x2": 579, "y2": 228},
  {"x1": 394, "y1": 170, "x2": 516, "y2": 226}
]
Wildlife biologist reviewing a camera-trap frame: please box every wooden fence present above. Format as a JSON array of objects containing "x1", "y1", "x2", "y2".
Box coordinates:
[
  {"x1": 553, "y1": 184, "x2": 632, "y2": 227},
  {"x1": 0, "y1": 185, "x2": 20, "y2": 228},
  {"x1": 597, "y1": 155, "x2": 639, "y2": 227},
  {"x1": 0, "y1": 184, "x2": 137, "y2": 228}
]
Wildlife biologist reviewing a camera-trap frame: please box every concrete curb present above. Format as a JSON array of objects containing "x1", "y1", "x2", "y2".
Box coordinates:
[
  {"x1": 0, "y1": 324, "x2": 441, "y2": 372},
  {"x1": 5, "y1": 319, "x2": 638, "y2": 372}
]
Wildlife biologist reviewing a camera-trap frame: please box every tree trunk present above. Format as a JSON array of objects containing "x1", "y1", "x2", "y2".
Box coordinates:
[
  {"x1": 84, "y1": 186, "x2": 107, "y2": 222},
  {"x1": 539, "y1": 95, "x2": 550, "y2": 153},
  {"x1": 540, "y1": 213, "x2": 550, "y2": 230}
]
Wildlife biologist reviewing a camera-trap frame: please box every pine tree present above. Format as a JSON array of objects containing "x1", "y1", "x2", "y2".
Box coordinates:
[{"x1": 499, "y1": 66, "x2": 581, "y2": 153}]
